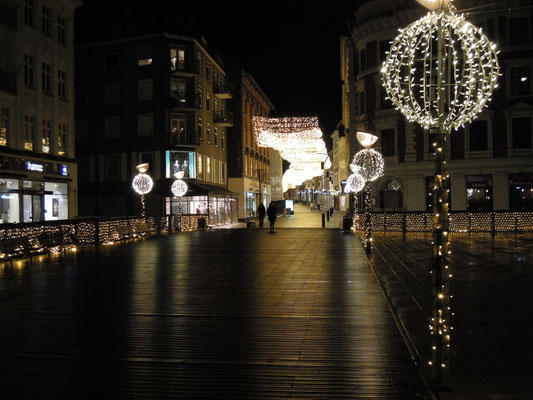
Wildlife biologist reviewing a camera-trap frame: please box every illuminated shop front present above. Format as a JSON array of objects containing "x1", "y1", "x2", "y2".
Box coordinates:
[
  {"x1": 164, "y1": 182, "x2": 238, "y2": 227},
  {"x1": 165, "y1": 150, "x2": 196, "y2": 179},
  {"x1": 467, "y1": 174, "x2": 493, "y2": 212},
  {"x1": 510, "y1": 173, "x2": 533, "y2": 211}
]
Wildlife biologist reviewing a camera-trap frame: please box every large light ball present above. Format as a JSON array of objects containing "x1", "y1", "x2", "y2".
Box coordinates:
[
  {"x1": 353, "y1": 149, "x2": 384, "y2": 182},
  {"x1": 381, "y1": 10, "x2": 500, "y2": 131},
  {"x1": 171, "y1": 179, "x2": 188, "y2": 197},
  {"x1": 345, "y1": 173, "x2": 365, "y2": 193},
  {"x1": 132, "y1": 174, "x2": 153, "y2": 195}
]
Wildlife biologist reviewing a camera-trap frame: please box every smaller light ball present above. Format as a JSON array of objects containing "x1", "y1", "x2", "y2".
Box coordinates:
[
  {"x1": 345, "y1": 173, "x2": 366, "y2": 193},
  {"x1": 171, "y1": 179, "x2": 188, "y2": 197},
  {"x1": 353, "y1": 149, "x2": 384, "y2": 182},
  {"x1": 132, "y1": 174, "x2": 153, "y2": 195}
]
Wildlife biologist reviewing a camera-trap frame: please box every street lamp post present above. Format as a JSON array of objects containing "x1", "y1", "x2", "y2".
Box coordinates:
[
  {"x1": 132, "y1": 163, "x2": 153, "y2": 220},
  {"x1": 382, "y1": 0, "x2": 500, "y2": 387},
  {"x1": 171, "y1": 171, "x2": 188, "y2": 232}
]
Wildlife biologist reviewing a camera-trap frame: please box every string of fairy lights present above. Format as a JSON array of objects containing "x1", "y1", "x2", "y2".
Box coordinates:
[
  {"x1": 253, "y1": 116, "x2": 330, "y2": 190},
  {"x1": 381, "y1": 0, "x2": 500, "y2": 386}
]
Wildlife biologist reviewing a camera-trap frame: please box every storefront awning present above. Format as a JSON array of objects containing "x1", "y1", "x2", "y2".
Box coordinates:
[{"x1": 181, "y1": 182, "x2": 239, "y2": 198}]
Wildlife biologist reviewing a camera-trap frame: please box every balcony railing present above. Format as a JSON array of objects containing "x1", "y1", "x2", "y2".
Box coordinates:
[
  {"x1": 170, "y1": 129, "x2": 200, "y2": 147},
  {"x1": 168, "y1": 93, "x2": 201, "y2": 110},
  {"x1": 214, "y1": 111, "x2": 233, "y2": 127},
  {"x1": 170, "y1": 60, "x2": 201, "y2": 76},
  {"x1": 213, "y1": 82, "x2": 233, "y2": 99}
]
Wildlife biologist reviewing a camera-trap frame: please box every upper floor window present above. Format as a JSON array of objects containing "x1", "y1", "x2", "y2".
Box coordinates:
[
  {"x1": 509, "y1": 17, "x2": 529, "y2": 46},
  {"x1": 24, "y1": 54, "x2": 35, "y2": 87},
  {"x1": 359, "y1": 48, "x2": 366, "y2": 72},
  {"x1": 24, "y1": 0, "x2": 34, "y2": 27},
  {"x1": 42, "y1": 119, "x2": 51, "y2": 153},
  {"x1": 198, "y1": 117, "x2": 203, "y2": 141},
  {"x1": 137, "y1": 79, "x2": 153, "y2": 102},
  {"x1": 221, "y1": 130, "x2": 225, "y2": 150},
  {"x1": 105, "y1": 51, "x2": 119, "y2": 70},
  {"x1": 42, "y1": 6, "x2": 51, "y2": 37},
  {"x1": 57, "y1": 69, "x2": 67, "y2": 99},
  {"x1": 206, "y1": 91, "x2": 211, "y2": 113},
  {"x1": 511, "y1": 66, "x2": 530, "y2": 96},
  {"x1": 105, "y1": 116, "x2": 120, "y2": 139},
  {"x1": 512, "y1": 117, "x2": 532, "y2": 149},
  {"x1": 138, "y1": 113, "x2": 154, "y2": 136},
  {"x1": 206, "y1": 62, "x2": 210, "y2": 81},
  {"x1": 197, "y1": 84, "x2": 203, "y2": 107},
  {"x1": 197, "y1": 51, "x2": 203, "y2": 75},
  {"x1": 206, "y1": 122, "x2": 211, "y2": 143},
  {"x1": 138, "y1": 44, "x2": 152, "y2": 66},
  {"x1": 42, "y1": 63, "x2": 52, "y2": 93},
  {"x1": 381, "y1": 129, "x2": 395, "y2": 156},
  {"x1": 170, "y1": 47, "x2": 185, "y2": 71},
  {"x1": 0, "y1": 107, "x2": 8, "y2": 146},
  {"x1": 104, "y1": 83, "x2": 120, "y2": 105},
  {"x1": 24, "y1": 114, "x2": 35, "y2": 150},
  {"x1": 57, "y1": 16, "x2": 66, "y2": 45},
  {"x1": 214, "y1": 127, "x2": 218, "y2": 147},
  {"x1": 469, "y1": 120, "x2": 488, "y2": 151}
]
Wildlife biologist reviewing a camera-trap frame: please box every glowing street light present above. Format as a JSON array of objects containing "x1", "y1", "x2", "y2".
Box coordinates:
[
  {"x1": 171, "y1": 171, "x2": 188, "y2": 231},
  {"x1": 132, "y1": 163, "x2": 153, "y2": 219}
]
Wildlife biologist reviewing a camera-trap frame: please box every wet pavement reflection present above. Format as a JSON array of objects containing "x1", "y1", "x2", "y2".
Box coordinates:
[{"x1": 0, "y1": 229, "x2": 431, "y2": 399}]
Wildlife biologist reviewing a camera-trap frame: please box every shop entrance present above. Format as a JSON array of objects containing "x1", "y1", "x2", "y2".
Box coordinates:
[{"x1": 23, "y1": 194, "x2": 44, "y2": 222}]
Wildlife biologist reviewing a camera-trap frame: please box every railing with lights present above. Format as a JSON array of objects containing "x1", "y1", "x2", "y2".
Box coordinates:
[{"x1": 352, "y1": 211, "x2": 533, "y2": 233}]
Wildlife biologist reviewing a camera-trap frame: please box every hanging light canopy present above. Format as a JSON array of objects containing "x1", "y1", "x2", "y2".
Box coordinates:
[{"x1": 381, "y1": 5, "x2": 500, "y2": 131}]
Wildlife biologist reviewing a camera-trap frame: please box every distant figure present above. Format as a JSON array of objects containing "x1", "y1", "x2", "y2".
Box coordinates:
[
  {"x1": 257, "y1": 203, "x2": 266, "y2": 228},
  {"x1": 267, "y1": 202, "x2": 277, "y2": 233}
]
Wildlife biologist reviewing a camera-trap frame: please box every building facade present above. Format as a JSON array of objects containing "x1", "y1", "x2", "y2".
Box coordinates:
[
  {"x1": 330, "y1": 122, "x2": 349, "y2": 211},
  {"x1": 0, "y1": 0, "x2": 80, "y2": 224},
  {"x1": 344, "y1": 0, "x2": 533, "y2": 212},
  {"x1": 75, "y1": 6, "x2": 237, "y2": 226},
  {"x1": 227, "y1": 69, "x2": 276, "y2": 220}
]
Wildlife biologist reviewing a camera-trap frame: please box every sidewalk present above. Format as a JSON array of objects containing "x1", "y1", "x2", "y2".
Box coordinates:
[{"x1": 0, "y1": 228, "x2": 433, "y2": 399}]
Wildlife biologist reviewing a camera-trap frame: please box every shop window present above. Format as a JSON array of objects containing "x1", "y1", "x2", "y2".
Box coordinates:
[
  {"x1": 138, "y1": 113, "x2": 154, "y2": 136},
  {"x1": 509, "y1": 17, "x2": 529, "y2": 46},
  {"x1": 104, "y1": 83, "x2": 120, "y2": 105},
  {"x1": 466, "y1": 174, "x2": 493, "y2": 212},
  {"x1": 42, "y1": 119, "x2": 51, "y2": 153},
  {"x1": 197, "y1": 153, "x2": 203, "y2": 180},
  {"x1": 510, "y1": 173, "x2": 533, "y2": 211},
  {"x1": 137, "y1": 78, "x2": 153, "y2": 101},
  {"x1": 469, "y1": 120, "x2": 488, "y2": 151},
  {"x1": 170, "y1": 47, "x2": 185, "y2": 71},
  {"x1": 105, "y1": 116, "x2": 120, "y2": 139},
  {"x1": 511, "y1": 66, "x2": 530, "y2": 96},
  {"x1": 381, "y1": 129, "x2": 395, "y2": 156},
  {"x1": 137, "y1": 44, "x2": 152, "y2": 66},
  {"x1": 44, "y1": 182, "x2": 68, "y2": 221},
  {"x1": 0, "y1": 179, "x2": 20, "y2": 223},
  {"x1": 0, "y1": 107, "x2": 8, "y2": 146},
  {"x1": 206, "y1": 156, "x2": 211, "y2": 181},
  {"x1": 165, "y1": 150, "x2": 196, "y2": 179},
  {"x1": 512, "y1": 117, "x2": 532, "y2": 149}
]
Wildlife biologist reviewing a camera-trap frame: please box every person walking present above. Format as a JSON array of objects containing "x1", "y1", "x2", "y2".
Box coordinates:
[
  {"x1": 257, "y1": 202, "x2": 266, "y2": 228},
  {"x1": 267, "y1": 202, "x2": 277, "y2": 233}
]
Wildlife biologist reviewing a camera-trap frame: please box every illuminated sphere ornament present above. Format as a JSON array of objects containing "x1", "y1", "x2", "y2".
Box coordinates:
[
  {"x1": 171, "y1": 179, "x2": 188, "y2": 197},
  {"x1": 381, "y1": 7, "x2": 500, "y2": 131},
  {"x1": 345, "y1": 173, "x2": 365, "y2": 194},
  {"x1": 132, "y1": 174, "x2": 153, "y2": 195},
  {"x1": 353, "y1": 149, "x2": 384, "y2": 182}
]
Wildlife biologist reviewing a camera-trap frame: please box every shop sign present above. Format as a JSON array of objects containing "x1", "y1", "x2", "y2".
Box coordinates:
[
  {"x1": 26, "y1": 161, "x2": 44, "y2": 172},
  {"x1": 61, "y1": 165, "x2": 68, "y2": 176}
]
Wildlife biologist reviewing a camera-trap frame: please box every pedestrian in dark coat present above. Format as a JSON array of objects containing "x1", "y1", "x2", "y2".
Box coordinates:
[
  {"x1": 257, "y1": 203, "x2": 266, "y2": 227},
  {"x1": 266, "y1": 202, "x2": 277, "y2": 232}
]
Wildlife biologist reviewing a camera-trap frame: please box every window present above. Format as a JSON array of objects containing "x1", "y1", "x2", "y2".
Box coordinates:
[
  {"x1": 105, "y1": 153, "x2": 122, "y2": 182},
  {"x1": 138, "y1": 113, "x2": 153, "y2": 136},
  {"x1": 42, "y1": 119, "x2": 51, "y2": 153},
  {"x1": 170, "y1": 79, "x2": 186, "y2": 103},
  {"x1": 57, "y1": 69, "x2": 67, "y2": 99},
  {"x1": 170, "y1": 47, "x2": 185, "y2": 71},
  {"x1": 221, "y1": 130, "x2": 225, "y2": 150},
  {"x1": 512, "y1": 117, "x2": 532, "y2": 149},
  {"x1": 166, "y1": 151, "x2": 196, "y2": 179},
  {"x1": 197, "y1": 153, "x2": 203, "y2": 180},
  {"x1": 104, "y1": 83, "x2": 120, "y2": 105},
  {"x1": 24, "y1": 114, "x2": 34, "y2": 150},
  {"x1": 360, "y1": 48, "x2": 366, "y2": 71},
  {"x1": 137, "y1": 44, "x2": 152, "y2": 66},
  {"x1": 24, "y1": 54, "x2": 34, "y2": 87},
  {"x1": 0, "y1": 107, "x2": 8, "y2": 146},
  {"x1": 197, "y1": 84, "x2": 203, "y2": 107},
  {"x1": 42, "y1": 6, "x2": 51, "y2": 37},
  {"x1": 41, "y1": 63, "x2": 51, "y2": 93},
  {"x1": 358, "y1": 91, "x2": 365, "y2": 115},
  {"x1": 197, "y1": 51, "x2": 203, "y2": 76},
  {"x1": 170, "y1": 114, "x2": 186, "y2": 145},
  {"x1": 137, "y1": 78, "x2": 153, "y2": 101},
  {"x1": 24, "y1": 0, "x2": 33, "y2": 26},
  {"x1": 206, "y1": 62, "x2": 210, "y2": 81},
  {"x1": 58, "y1": 123, "x2": 67, "y2": 155},
  {"x1": 509, "y1": 17, "x2": 529, "y2": 46},
  {"x1": 467, "y1": 175, "x2": 493, "y2": 212},
  {"x1": 207, "y1": 122, "x2": 211, "y2": 143},
  {"x1": 214, "y1": 127, "x2": 218, "y2": 147},
  {"x1": 198, "y1": 117, "x2": 203, "y2": 141},
  {"x1": 469, "y1": 120, "x2": 488, "y2": 151},
  {"x1": 381, "y1": 129, "x2": 395, "y2": 156},
  {"x1": 105, "y1": 51, "x2": 119, "y2": 70},
  {"x1": 206, "y1": 156, "x2": 211, "y2": 181},
  {"x1": 213, "y1": 159, "x2": 219, "y2": 183},
  {"x1": 206, "y1": 91, "x2": 211, "y2": 113},
  {"x1": 221, "y1": 162, "x2": 226, "y2": 183},
  {"x1": 511, "y1": 66, "x2": 530, "y2": 96},
  {"x1": 57, "y1": 16, "x2": 66, "y2": 45},
  {"x1": 105, "y1": 116, "x2": 120, "y2": 139}
]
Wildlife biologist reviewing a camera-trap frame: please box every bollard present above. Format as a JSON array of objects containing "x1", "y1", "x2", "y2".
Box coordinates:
[
  {"x1": 322, "y1": 213, "x2": 325, "y2": 228},
  {"x1": 327, "y1": 210, "x2": 330, "y2": 221}
]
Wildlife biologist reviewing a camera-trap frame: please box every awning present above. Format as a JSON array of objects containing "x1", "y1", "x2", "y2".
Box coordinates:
[{"x1": 175, "y1": 181, "x2": 238, "y2": 198}]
